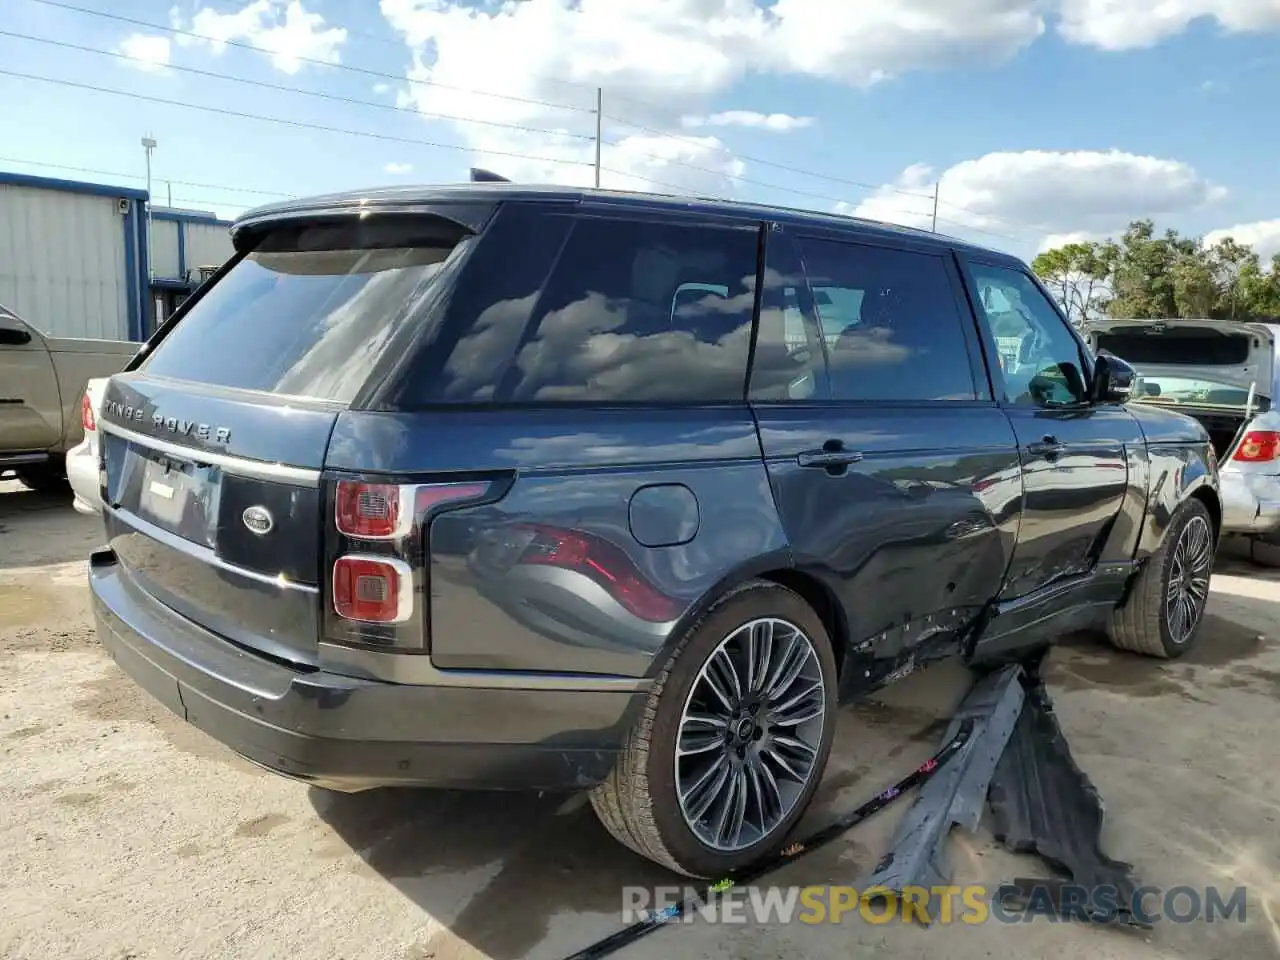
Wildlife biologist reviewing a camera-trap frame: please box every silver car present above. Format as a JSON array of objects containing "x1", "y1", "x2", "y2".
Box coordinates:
[{"x1": 1087, "y1": 318, "x2": 1280, "y2": 558}]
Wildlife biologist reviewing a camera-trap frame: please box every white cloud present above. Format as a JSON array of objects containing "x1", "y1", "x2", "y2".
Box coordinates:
[
  {"x1": 374, "y1": 0, "x2": 1278, "y2": 202},
  {"x1": 118, "y1": 33, "x2": 172, "y2": 71},
  {"x1": 1204, "y1": 219, "x2": 1280, "y2": 263},
  {"x1": 377, "y1": 0, "x2": 1055, "y2": 194},
  {"x1": 373, "y1": 82, "x2": 391, "y2": 94},
  {"x1": 176, "y1": 0, "x2": 347, "y2": 74},
  {"x1": 848, "y1": 151, "x2": 1226, "y2": 254},
  {"x1": 384, "y1": 162, "x2": 413, "y2": 174},
  {"x1": 1056, "y1": 0, "x2": 1280, "y2": 51},
  {"x1": 682, "y1": 110, "x2": 814, "y2": 131}
]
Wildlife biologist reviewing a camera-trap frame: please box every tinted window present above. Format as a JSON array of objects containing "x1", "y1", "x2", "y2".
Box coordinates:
[
  {"x1": 503, "y1": 217, "x2": 760, "y2": 403},
  {"x1": 1094, "y1": 330, "x2": 1251, "y2": 366},
  {"x1": 749, "y1": 234, "x2": 825, "y2": 401},
  {"x1": 408, "y1": 206, "x2": 574, "y2": 404},
  {"x1": 969, "y1": 263, "x2": 1088, "y2": 407},
  {"x1": 141, "y1": 217, "x2": 469, "y2": 403},
  {"x1": 797, "y1": 239, "x2": 977, "y2": 402}
]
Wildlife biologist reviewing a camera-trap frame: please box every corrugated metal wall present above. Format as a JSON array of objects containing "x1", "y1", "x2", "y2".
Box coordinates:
[
  {"x1": 184, "y1": 221, "x2": 233, "y2": 272},
  {"x1": 0, "y1": 184, "x2": 130, "y2": 339},
  {"x1": 150, "y1": 219, "x2": 180, "y2": 279}
]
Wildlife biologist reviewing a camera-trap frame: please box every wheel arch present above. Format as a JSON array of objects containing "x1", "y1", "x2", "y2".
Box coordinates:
[{"x1": 650, "y1": 551, "x2": 851, "y2": 681}]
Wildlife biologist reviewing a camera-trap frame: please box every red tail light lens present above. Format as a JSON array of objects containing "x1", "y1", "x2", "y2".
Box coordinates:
[
  {"x1": 516, "y1": 525, "x2": 681, "y2": 622},
  {"x1": 332, "y1": 555, "x2": 411, "y2": 623},
  {"x1": 336, "y1": 481, "x2": 491, "y2": 539},
  {"x1": 335, "y1": 482, "x2": 404, "y2": 539},
  {"x1": 81, "y1": 393, "x2": 96, "y2": 433},
  {"x1": 1233, "y1": 431, "x2": 1280, "y2": 463}
]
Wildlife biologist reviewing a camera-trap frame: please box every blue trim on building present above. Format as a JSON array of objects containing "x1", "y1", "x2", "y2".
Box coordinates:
[
  {"x1": 0, "y1": 170, "x2": 148, "y2": 202},
  {"x1": 151, "y1": 278, "x2": 197, "y2": 290},
  {"x1": 122, "y1": 200, "x2": 142, "y2": 341},
  {"x1": 153, "y1": 209, "x2": 233, "y2": 227},
  {"x1": 176, "y1": 221, "x2": 187, "y2": 280}
]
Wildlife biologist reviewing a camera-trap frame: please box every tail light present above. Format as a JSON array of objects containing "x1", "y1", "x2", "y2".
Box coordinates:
[
  {"x1": 1233, "y1": 431, "x2": 1280, "y2": 463},
  {"x1": 332, "y1": 555, "x2": 412, "y2": 623},
  {"x1": 81, "y1": 393, "x2": 96, "y2": 433},
  {"x1": 325, "y1": 479, "x2": 492, "y2": 651},
  {"x1": 514, "y1": 524, "x2": 681, "y2": 622}
]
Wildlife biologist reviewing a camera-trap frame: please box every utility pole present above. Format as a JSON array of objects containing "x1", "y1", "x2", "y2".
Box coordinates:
[
  {"x1": 141, "y1": 135, "x2": 157, "y2": 282},
  {"x1": 166, "y1": 180, "x2": 173, "y2": 207},
  {"x1": 594, "y1": 87, "x2": 602, "y2": 189},
  {"x1": 931, "y1": 181, "x2": 939, "y2": 233}
]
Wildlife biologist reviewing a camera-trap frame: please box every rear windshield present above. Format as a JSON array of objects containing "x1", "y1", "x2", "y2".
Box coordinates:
[
  {"x1": 1094, "y1": 329, "x2": 1252, "y2": 366},
  {"x1": 139, "y1": 217, "x2": 469, "y2": 403}
]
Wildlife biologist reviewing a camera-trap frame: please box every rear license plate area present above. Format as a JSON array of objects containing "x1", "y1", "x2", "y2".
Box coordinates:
[{"x1": 134, "y1": 451, "x2": 222, "y2": 548}]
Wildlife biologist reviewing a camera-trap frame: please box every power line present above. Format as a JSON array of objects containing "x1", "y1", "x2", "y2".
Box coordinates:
[
  {"x1": 603, "y1": 111, "x2": 936, "y2": 203},
  {"x1": 0, "y1": 69, "x2": 596, "y2": 170},
  {"x1": 22, "y1": 0, "x2": 595, "y2": 114},
  {"x1": 0, "y1": 30, "x2": 596, "y2": 143},
  {"x1": 0, "y1": 154, "x2": 293, "y2": 199}
]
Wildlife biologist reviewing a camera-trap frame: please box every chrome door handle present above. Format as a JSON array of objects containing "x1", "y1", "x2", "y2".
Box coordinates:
[
  {"x1": 797, "y1": 449, "x2": 864, "y2": 469},
  {"x1": 1027, "y1": 436, "x2": 1067, "y2": 458}
]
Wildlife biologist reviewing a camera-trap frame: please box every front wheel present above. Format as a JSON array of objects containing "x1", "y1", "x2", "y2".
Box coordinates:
[
  {"x1": 590, "y1": 580, "x2": 837, "y2": 878},
  {"x1": 1108, "y1": 498, "x2": 1215, "y2": 658}
]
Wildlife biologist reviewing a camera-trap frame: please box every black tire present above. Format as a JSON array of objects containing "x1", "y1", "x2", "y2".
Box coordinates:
[
  {"x1": 589, "y1": 580, "x2": 838, "y2": 878},
  {"x1": 1107, "y1": 498, "x2": 1215, "y2": 658}
]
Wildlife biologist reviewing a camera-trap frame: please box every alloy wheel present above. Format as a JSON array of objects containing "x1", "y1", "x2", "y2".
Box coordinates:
[
  {"x1": 674, "y1": 617, "x2": 827, "y2": 852},
  {"x1": 1166, "y1": 514, "x2": 1212, "y2": 645}
]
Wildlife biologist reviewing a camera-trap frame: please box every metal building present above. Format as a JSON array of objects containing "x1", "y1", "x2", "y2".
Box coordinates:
[{"x1": 0, "y1": 171, "x2": 233, "y2": 341}]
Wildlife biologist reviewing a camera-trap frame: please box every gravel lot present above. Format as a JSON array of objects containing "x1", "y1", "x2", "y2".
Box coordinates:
[{"x1": 3, "y1": 477, "x2": 1280, "y2": 960}]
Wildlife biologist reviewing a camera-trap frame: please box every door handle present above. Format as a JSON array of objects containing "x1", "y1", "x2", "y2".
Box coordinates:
[
  {"x1": 797, "y1": 447, "x2": 864, "y2": 469},
  {"x1": 1027, "y1": 435, "x2": 1067, "y2": 459}
]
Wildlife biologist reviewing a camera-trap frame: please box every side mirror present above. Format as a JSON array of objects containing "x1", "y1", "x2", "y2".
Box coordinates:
[
  {"x1": 1091, "y1": 352, "x2": 1135, "y2": 403},
  {"x1": 0, "y1": 325, "x2": 32, "y2": 346}
]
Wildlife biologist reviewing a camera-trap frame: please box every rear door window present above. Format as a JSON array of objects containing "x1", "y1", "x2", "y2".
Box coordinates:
[
  {"x1": 796, "y1": 238, "x2": 980, "y2": 402},
  {"x1": 501, "y1": 217, "x2": 760, "y2": 403},
  {"x1": 140, "y1": 217, "x2": 471, "y2": 404}
]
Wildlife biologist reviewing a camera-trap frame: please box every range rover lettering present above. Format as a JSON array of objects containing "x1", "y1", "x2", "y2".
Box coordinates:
[{"x1": 89, "y1": 184, "x2": 1220, "y2": 879}]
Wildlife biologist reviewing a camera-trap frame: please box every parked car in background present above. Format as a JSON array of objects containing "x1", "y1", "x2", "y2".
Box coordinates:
[
  {"x1": 67, "y1": 377, "x2": 110, "y2": 514},
  {"x1": 0, "y1": 305, "x2": 137, "y2": 493},
  {"x1": 1087, "y1": 318, "x2": 1280, "y2": 559},
  {"x1": 91, "y1": 184, "x2": 1219, "y2": 880}
]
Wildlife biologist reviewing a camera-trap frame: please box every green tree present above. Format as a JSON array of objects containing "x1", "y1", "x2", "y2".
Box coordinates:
[
  {"x1": 1030, "y1": 242, "x2": 1110, "y2": 325},
  {"x1": 1037, "y1": 220, "x2": 1280, "y2": 322}
]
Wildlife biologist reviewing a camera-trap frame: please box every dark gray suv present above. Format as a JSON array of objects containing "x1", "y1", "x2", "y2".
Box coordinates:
[{"x1": 90, "y1": 184, "x2": 1220, "y2": 878}]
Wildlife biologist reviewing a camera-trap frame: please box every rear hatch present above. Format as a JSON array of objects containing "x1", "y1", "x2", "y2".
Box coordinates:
[
  {"x1": 1088, "y1": 319, "x2": 1275, "y2": 458},
  {"x1": 97, "y1": 208, "x2": 481, "y2": 667}
]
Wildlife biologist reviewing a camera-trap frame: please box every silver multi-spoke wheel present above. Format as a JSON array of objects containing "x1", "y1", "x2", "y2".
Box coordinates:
[
  {"x1": 1166, "y1": 514, "x2": 1212, "y2": 645},
  {"x1": 675, "y1": 617, "x2": 827, "y2": 853}
]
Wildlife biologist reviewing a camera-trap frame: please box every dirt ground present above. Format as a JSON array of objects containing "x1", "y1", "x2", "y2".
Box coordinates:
[{"x1": 3, "y1": 477, "x2": 1280, "y2": 960}]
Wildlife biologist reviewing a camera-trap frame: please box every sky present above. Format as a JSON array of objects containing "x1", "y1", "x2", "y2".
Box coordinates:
[{"x1": 1, "y1": 0, "x2": 1279, "y2": 263}]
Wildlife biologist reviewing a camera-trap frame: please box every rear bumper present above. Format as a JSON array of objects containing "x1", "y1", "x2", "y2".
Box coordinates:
[
  {"x1": 1220, "y1": 470, "x2": 1280, "y2": 535},
  {"x1": 89, "y1": 549, "x2": 646, "y2": 792},
  {"x1": 66, "y1": 437, "x2": 100, "y2": 515}
]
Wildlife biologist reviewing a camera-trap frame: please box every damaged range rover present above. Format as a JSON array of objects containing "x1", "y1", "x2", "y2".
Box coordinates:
[{"x1": 90, "y1": 184, "x2": 1220, "y2": 879}]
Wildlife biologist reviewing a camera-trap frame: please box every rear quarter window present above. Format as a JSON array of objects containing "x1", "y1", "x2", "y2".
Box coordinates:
[{"x1": 398, "y1": 211, "x2": 762, "y2": 405}]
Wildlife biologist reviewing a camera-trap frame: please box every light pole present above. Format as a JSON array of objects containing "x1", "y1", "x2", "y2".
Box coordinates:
[{"x1": 141, "y1": 136, "x2": 156, "y2": 283}]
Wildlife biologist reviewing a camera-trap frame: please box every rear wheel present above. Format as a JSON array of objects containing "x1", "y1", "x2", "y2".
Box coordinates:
[
  {"x1": 590, "y1": 580, "x2": 837, "y2": 878},
  {"x1": 1108, "y1": 498, "x2": 1215, "y2": 658}
]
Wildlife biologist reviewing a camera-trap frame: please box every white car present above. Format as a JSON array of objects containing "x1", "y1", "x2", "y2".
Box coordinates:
[
  {"x1": 1087, "y1": 318, "x2": 1280, "y2": 554},
  {"x1": 67, "y1": 376, "x2": 108, "y2": 515}
]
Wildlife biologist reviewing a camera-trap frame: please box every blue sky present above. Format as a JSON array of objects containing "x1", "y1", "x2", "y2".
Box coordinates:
[{"x1": 2, "y1": 0, "x2": 1279, "y2": 262}]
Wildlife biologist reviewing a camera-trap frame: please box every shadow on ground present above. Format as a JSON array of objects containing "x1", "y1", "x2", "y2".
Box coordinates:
[
  {"x1": 310, "y1": 785, "x2": 679, "y2": 959},
  {"x1": 0, "y1": 480, "x2": 101, "y2": 568}
]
